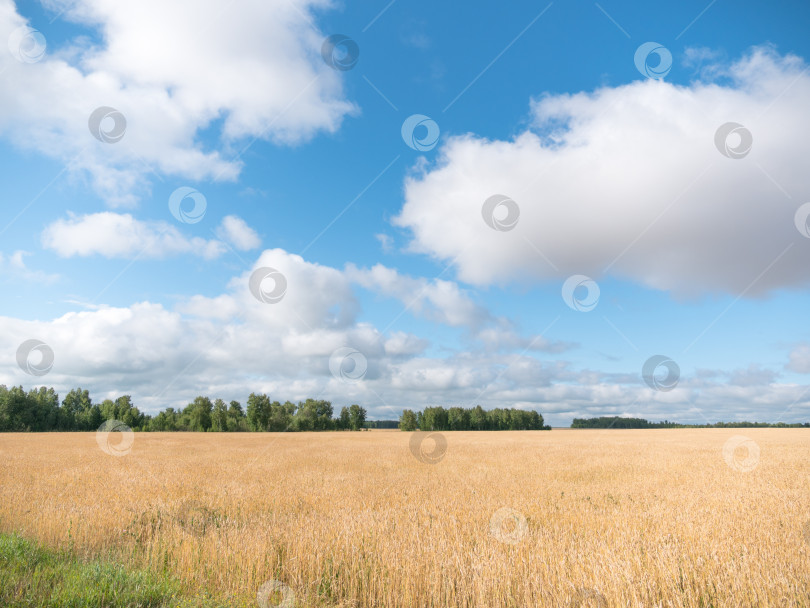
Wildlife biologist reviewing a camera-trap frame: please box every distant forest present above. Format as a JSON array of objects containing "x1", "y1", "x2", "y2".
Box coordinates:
[
  {"x1": 399, "y1": 406, "x2": 550, "y2": 431},
  {"x1": 0, "y1": 385, "x2": 554, "y2": 433},
  {"x1": 571, "y1": 416, "x2": 810, "y2": 429},
  {"x1": 0, "y1": 385, "x2": 369, "y2": 432},
  {"x1": 5, "y1": 387, "x2": 803, "y2": 433}
]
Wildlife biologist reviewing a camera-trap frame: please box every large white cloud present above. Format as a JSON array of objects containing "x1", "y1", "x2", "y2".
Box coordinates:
[
  {"x1": 3, "y1": 246, "x2": 809, "y2": 424},
  {"x1": 394, "y1": 47, "x2": 810, "y2": 297},
  {"x1": 0, "y1": 0, "x2": 356, "y2": 205},
  {"x1": 1, "y1": 249, "x2": 388, "y2": 409}
]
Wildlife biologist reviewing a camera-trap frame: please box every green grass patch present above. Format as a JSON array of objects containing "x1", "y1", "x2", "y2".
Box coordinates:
[{"x1": 0, "y1": 533, "x2": 239, "y2": 608}]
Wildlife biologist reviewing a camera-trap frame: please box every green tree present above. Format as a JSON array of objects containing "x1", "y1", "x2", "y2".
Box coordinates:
[
  {"x1": 246, "y1": 393, "x2": 272, "y2": 431},
  {"x1": 348, "y1": 404, "x2": 366, "y2": 431},
  {"x1": 227, "y1": 401, "x2": 247, "y2": 431},
  {"x1": 99, "y1": 399, "x2": 116, "y2": 422},
  {"x1": 211, "y1": 399, "x2": 228, "y2": 432},
  {"x1": 421, "y1": 406, "x2": 448, "y2": 431},
  {"x1": 28, "y1": 387, "x2": 59, "y2": 431},
  {"x1": 293, "y1": 399, "x2": 333, "y2": 431},
  {"x1": 184, "y1": 396, "x2": 213, "y2": 432},
  {"x1": 59, "y1": 388, "x2": 88, "y2": 430},
  {"x1": 268, "y1": 401, "x2": 292, "y2": 432},
  {"x1": 77, "y1": 400, "x2": 102, "y2": 431},
  {"x1": 0, "y1": 386, "x2": 30, "y2": 431},
  {"x1": 338, "y1": 406, "x2": 351, "y2": 430},
  {"x1": 114, "y1": 395, "x2": 146, "y2": 430},
  {"x1": 470, "y1": 405, "x2": 487, "y2": 430},
  {"x1": 447, "y1": 407, "x2": 470, "y2": 431},
  {"x1": 148, "y1": 408, "x2": 178, "y2": 431},
  {"x1": 0, "y1": 385, "x2": 9, "y2": 431},
  {"x1": 314, "y1": 400, "x2": 335, "y2": 430},
  {"x1": 399, "y1": 409, "x2": 418, "y2": 431},
  {"x1": 292, "y1": 399, "x2": 315, "y2": 431}
]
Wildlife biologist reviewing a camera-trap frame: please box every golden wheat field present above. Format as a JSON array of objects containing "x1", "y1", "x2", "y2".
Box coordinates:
[{"x1": 1, "y1": 429, "x2": 810, "y2": 607}]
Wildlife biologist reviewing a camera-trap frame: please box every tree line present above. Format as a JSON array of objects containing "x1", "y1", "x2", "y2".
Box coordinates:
[
  {"x1": 571, "y1": 416, "x2": 810, "y2": 429},
  {"x1": 0, "y1": 385, "x2": 367, "y2": 432},
  {"x1": 0, "y1": 385, "x2": 554, "y2": 433},
  {"x1": 399, "y1": 406, "x2": 550, "y2": 431}
]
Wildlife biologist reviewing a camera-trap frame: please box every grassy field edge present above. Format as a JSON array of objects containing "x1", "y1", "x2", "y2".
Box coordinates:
[{"x1": 0, "y1": 532, "x2": 238, "y2": 608}]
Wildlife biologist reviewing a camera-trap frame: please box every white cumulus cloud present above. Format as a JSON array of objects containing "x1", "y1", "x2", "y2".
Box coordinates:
[
  {"x1": 0, "y1": 0, "x2": 356, "y2": 205},
  {"x1": 216, "y1": 215, "x2": 261, "y2": 251},
  {"x1": 2, "y1": 247, "x2": 810, "y2": 424},
  {"x1": 394, "y1": 47, "x2": 810, "y2": 298},
  {"x1": 41, "y1": 212, "x2": 226, "y2": 259},
  {"x1": 346, "y1": 263, "x2": 489, "y2": 327}
]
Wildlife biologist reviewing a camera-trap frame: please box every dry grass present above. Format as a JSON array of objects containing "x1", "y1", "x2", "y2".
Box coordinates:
[{"x1": 1, "y1": 429, "x2": 810, "y2": 607}]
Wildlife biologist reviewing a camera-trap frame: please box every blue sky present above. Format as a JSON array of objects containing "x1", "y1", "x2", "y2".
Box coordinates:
[{"x1": 1, "y1": 0, "x2": 810, "y2": 425}]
